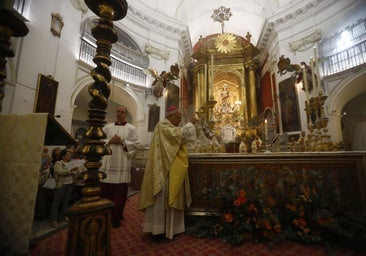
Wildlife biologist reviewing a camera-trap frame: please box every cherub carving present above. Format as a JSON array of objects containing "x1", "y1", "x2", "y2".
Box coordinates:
[{"x1": 277, "y1": 55, "x2": 300, "y2": 75}]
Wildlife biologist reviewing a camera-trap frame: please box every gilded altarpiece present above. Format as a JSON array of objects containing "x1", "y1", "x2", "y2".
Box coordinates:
[{"x1": 189, "y1": 34, "x2": 260, "y2": 136}]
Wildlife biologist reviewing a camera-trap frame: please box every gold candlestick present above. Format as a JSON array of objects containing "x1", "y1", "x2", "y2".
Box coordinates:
[{"x1": 65, "y1": 1, "x2": 128, "y2": 255}]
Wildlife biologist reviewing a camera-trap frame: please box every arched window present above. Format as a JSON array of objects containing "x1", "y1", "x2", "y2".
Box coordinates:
[{"x1": 79, "y1": 18, "x2": 149, "y2": 87}]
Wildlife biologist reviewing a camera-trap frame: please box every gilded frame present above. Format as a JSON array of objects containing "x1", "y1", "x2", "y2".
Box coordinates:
[
  {"x1": 34, "y1": 74, "x2": 59, "y2": 115},
  {"x1": 50, "y1": 13, "x2": 64, "y2": 37},
  {"x1": 279, "y1": 76, "x2": 301, "y2": 132}
]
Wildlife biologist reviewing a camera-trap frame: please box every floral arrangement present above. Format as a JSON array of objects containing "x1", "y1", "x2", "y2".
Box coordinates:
[
  {"x1": 186, "y1": 167, "x2": 366, "y2": 251},
  {"x1": 213, "y1": 187, "x2": 282, "y2": 246}
]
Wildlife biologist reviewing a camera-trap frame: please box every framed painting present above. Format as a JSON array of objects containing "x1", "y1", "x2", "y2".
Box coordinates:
[
  {"x1": 34, "y1": 74, "x2": 59, "y2": 115},
  {"x1": 166, "y1": 83, "x2": 180, "y2": 111},
  {"x1": 279, "y1": 76, "x2": 301, "y2": 132},
  {"x1": 148, "y1": 104, "x2": 160, "y2": 132}
]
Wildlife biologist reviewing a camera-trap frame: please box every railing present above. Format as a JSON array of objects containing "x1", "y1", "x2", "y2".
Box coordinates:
[
  {"x1": 322, "y1": 40, "x2": 366, "y2": 76},
  {"x1": 79, "y1": 38, "x2": 147, "y2": 87},
  {"x1": 13, "y1": 0, "x2": 26, "y2": 15}
]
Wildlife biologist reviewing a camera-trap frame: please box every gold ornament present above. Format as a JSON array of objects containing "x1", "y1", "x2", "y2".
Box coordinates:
[{"x1": 215, "y1": 33, "x2": 236, "y2": 53}]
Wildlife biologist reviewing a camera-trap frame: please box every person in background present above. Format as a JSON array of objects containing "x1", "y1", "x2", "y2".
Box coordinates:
[
  {"x1": 35, "y1": 156, "x2": 51, "y2": 220},
  {"x1": 137, "y1": 106, "x2": 196, "y2": 240},
  {"x1": 100, "y1": 105, "x2": 141, "y2": 228},
  {"x1": 66, "y1": 150, "x2": 87, "y2": 204},
  {"x1": 50, "y1": 148, "x2": 80, "y2": 228},
  {"x1": 50, "y1": 147, "x2": 62, "y2": 176}
]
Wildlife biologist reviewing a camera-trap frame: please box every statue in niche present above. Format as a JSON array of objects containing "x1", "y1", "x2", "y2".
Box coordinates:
[{"x1": 219, "y1": 84, "x2": 231, "y2": 113}]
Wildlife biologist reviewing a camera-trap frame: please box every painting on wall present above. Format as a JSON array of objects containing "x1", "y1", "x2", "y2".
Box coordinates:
[
  {"x1": 166, "y1": 83, "x2": 180, "y2": 111},
  {"x1": 148, "y1": 104, "x2": 160, "y2": 132},
  {"x1": 34, "y1": 74, "x2": 59, "y2": 115},
  {"x1": 279, "y1": 76, "x2": 301, "y2": 132}
]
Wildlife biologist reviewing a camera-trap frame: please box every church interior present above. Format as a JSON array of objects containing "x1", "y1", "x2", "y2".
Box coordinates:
[{"x1": 1, "y1": 0, "x2": 366, "y2": 255}]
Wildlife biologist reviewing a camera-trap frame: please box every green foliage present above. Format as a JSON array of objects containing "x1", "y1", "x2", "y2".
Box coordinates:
[{"x1": 186, "y1": 167, "x2": 366, "y2": 251}]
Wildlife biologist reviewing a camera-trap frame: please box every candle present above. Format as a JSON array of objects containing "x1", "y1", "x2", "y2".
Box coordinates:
[
  {"x1": 314, "y1": 46, "x2": 322, "y2": 94},
  {"x1": 264, "y1": 119, "x2": 268, "y2": 138},
  {"x1": 310, "y1": 57, "x2": 316, "y2": 96},
  {"x1": 302, "y1": 66, "x2": 310, "y2": 103},
  {"x1": 210, "y1": 54, "x2": 214, "y2": 97},
  {"x1": 204, "y1": 64, "x2": 207, "y2": 102}
]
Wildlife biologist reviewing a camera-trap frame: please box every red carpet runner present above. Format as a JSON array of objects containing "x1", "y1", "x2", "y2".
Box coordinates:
[{"x1": 29, "y1": 194, "x2": 364, "y2": 256}]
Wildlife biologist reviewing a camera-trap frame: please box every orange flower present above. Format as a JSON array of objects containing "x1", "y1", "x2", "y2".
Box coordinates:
[
  {"x1": 318, "y1": 217, "x2": 334, "y2": 225},
  {"x1": 248, "y1": 203, "x2": 258, "y2": 213},
  {"x1": 262, "y1": 219, "x2": 272, "y2": 230},
  {"x1": 238, "y1": 189, "x2": 246, "y2": 197},
  {"x1": 298, "y1": 217, "x2": 307, "y2": 227},
  {"x1": 266, "y1": 195, "x2": 276, "y2": 207},
  {"x1": 234, "y1": 199, "x2": 241, "y2": 207},
  {"x1": 274, "y1": 224, "x2": 282, "y2": 233},
  {"x1": 286, "y1": 203, "x2": 297, "y2": 212},
  {"x1": 302, "y1": 186, "x2": 311, "y2": 196},
  {"x1": 224, "y1": 213, "x2": 234, "y2": 223},
  {"x1": 238, "y1": 196, "x2": 246, "y2": 204}
]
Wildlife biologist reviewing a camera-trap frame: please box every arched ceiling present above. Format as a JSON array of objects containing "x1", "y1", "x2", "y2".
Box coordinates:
[{"x1": 130, "y1": 0, "x2": 294, "y2": 46}]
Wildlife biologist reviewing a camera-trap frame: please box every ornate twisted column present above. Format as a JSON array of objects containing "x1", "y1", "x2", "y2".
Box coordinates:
[
  {"x1": 65, "y1": 1, "x2": 128, "y2": 255},
  {"x1": 0, "y1": 8, "x2": 28, "y2": 112}
]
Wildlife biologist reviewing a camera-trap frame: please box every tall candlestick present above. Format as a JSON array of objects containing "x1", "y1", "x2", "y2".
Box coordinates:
[
  {"x1": 302, "y1": 66, "x2": 309, "y2": 103},
  {"x1": 314, "y1": 46, "x2": 322, "y2": 94},
  {"x1": 204, "y1": 64, "x2": 207, "y2": 102},
  {"x1": 264, "y1": 118, "x2": 268, "y2": 137},
  {"x1": 210, "y1": 54, "x2": 214, "y2": 97},
  {"x1": 310, "y1": 57, "x2": 316, "y2": 97}
]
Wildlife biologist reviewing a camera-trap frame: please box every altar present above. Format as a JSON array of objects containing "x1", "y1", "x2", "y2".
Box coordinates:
[{"x1": 187, "y1": 152, "x2": 366, "y2": 216}]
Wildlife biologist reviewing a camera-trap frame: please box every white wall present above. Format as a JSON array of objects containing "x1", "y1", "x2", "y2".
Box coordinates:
[{"x1": 260, "y1": 0, "x2": 366, "y2": 142}]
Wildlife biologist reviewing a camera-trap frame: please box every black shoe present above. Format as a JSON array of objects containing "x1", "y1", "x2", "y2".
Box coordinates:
[
  {"x1": 151, "y1": 234, "x2": 165, "y2": 242},
  {"x1": 112, "y1": 220, "x2": 121, "y2": 228}
]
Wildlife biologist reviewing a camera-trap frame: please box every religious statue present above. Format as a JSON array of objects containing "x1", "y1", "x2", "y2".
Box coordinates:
[
  {"x1": 297, "y1": 130, "x2": 307, "y2": 152},
  {"x1": 219, "y1": 84, "x2": 231, "y2": 113},
  {"x1": 220, "y1": 117, "x2": 236, "y2": 144},
  {"x1": 251, "y1": 135, "x2": 262, "y2": 153},
  {"x1": 277, "y1": 55, "x2": 300, "y2": 76},
  {"x1": 144, "y1": 64, "x2": 179, "y2": 99},
  {"x1": 296, "y1": 62, "x2": 314, "y2": 94},
  {"x1": 239, "y1": 139, "x2": 247, "y2": 153}
]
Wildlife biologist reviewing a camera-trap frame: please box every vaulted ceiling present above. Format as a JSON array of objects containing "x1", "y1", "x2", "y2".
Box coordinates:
[{"x1": 132, "y1": 0, "x2": 294, "y2": 46}]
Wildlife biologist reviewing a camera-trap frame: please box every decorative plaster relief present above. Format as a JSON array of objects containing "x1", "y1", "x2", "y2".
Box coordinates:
[
  {"x1": 144, "y1": 43, "x2": 170, "y2": 60},
  {"x1": 289, "y1": 29, "x2": 322, "y2": 52},
  {"x1": 70, "y1": 0, "x2": 89, "y2": 14}
]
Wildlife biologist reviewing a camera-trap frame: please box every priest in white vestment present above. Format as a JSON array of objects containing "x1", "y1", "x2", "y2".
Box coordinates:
[{"x1": 138, "y1": 106, "x2": 196, "y2": 239}]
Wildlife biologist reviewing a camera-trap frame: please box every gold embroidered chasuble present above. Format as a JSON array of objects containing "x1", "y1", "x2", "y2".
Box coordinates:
[{"x1": 138, "y1": 119, "x2": 192, "y2": 211}]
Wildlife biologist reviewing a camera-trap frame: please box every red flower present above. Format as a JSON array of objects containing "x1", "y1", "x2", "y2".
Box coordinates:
[
  {"x1": 224, "y1": 213, "x2": 234, "y2": 223},
  {"x1": 234, "y1": 199, "x2": 241, "y2": 207},
  {"x1": 298, "y1": 217, "x2": 307, "y2": 227}
]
